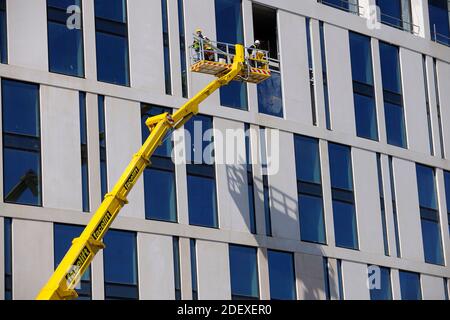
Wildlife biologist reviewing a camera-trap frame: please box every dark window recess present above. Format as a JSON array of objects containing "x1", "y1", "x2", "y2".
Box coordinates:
[
  {"x1": 4, "y1": 217, "x2": 12, "y2": 300},
  {"x1": 79, "y1": 92, "x2": 90, "y2": 212},
  {"x1": 0, "y1": 0, "x2": 7, "y2": 64},
  {"x1": 319, "y1": 21, "x2": 331, "y2": 130},
  {"x1": 177, "y1": 0, "x2": 188, "y2": 98},
  {"x1": 253, "y1": 4, "x2": 283, "y2": 118},
  {"x1": 173, "y1": 237, "x2": 181, "y2": 300},
  {"x1": 141, "y1": 104, "x2": 177, "y2": 222},
  {"x1": 429, "y1": 0, "x2": 450, "y2": 46},
  {"x1": 317, "y1": 0, "x2": 360, "y2": 15},
  {"x1": 376, "y1": 0, "x2": 416, "y2": 33},
  {"x1": 2, "y1": 79, "x2": 42, "y2": 207},
  {"x1": 161, "y1": 0, "x2": 172, "y2": 95},
  {"x1": 306, "y1": 18, "x2": 317, "y2": 126},
  {"x1": 98, "y1": 95, "x2": 108, "y2": 200},
  {"x1": 245, "y1": 124, "x2": 257, "y2": 234},
  {"x1": 190, "y1": 239, "x2": 198, "y2": 300}
]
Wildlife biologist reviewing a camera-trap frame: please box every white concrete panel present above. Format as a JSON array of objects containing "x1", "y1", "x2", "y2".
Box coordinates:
[
  {"x1": 390, "y1": 269, "x2": 402, "y2": 300},
  {"x1": 352, "y1": 148, "x2": 385, "y2": 255},
  {"x1": 323, "y1": 24, "x2": 355, "y2": 136},
  {"x1": 12, "y1": 220, "x2": 53, "y2": 300},
  {"x1": 411, "y1": 0, "x2": 431, "y2": 39},
  {"x1": 91, "y1": 250, "x2": 105, "y2": 300},
  {"x1": 341, "y1": 260, "x2": 370, "y2": 300},
  {"x1": 196, "y1": 240, "x2": 231, "y2": 300},
  {"x1": 295, "y1": 253, "x2": 326, "y2": 300},
  {"x1": 214, "y1": 118, "x2": 251, "y2": 233},
  {"x1": 183, "y1": 0, "x2": 220, "y2": 106},
  {"x1": 436, "y1": 170, "x2": 450, "y2": 267},
  {"x1": 128, "y1": 0, "x2": 165, "y2": 93},
  {"x1": 137, "y1": 233, "x2": 175, "y2": 300},
  {"x1": 372, "y1": 39, "x2": 387, "y2": 144},
  {"x1": 258, "y1": 248, "x2": 270, "y2": 300},
  {"x1": 278, "y1": 11, "x2": 312, "y2": 125},
  {"x1": 41, "y1": 86, "x2": 82, "y2": 211},
  {"x1": 105, "y1": 97, "x2": 145, "y2": 219},
  {"x1": 266, "y1": 129, "x2": 300, "y2": 241},
  {"x1": 179, "y1": 237, "x2": 193, "y2": 300},
  {"x1": 400, "y1": 48, "x2": 430, "y2": 155},
  {"x1": 392, "y1": 158, "x2": 424, "y2": 262},
  {"x1": 436, "y1": 60, "x2": 450, "y2": 159},
  {"x1": 421, "y1": 274, "x2": 445, "y2": 300},
  {"x1": 7, "y1": 0, "x2": 48, "y2": 71},
  {"x1": 82, "y1": 0, "x2": 97, "y2": 80}
]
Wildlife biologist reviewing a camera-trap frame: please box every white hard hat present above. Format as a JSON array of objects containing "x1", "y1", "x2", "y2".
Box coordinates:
[
  {"x1": 255, "y1": 40, "x2": 261, "y2": 45},
  {"x1": 196, "y1": 28, "x2": 203, "y2": 34}
]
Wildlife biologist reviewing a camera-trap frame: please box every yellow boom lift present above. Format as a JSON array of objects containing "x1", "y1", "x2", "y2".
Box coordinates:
[{"x1": 36, "y1": 39, "x2": 271, "y2": 300}]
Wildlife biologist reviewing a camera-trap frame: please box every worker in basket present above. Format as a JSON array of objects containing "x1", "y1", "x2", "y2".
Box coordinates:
[
  {"x1": 193, "y1": 28, "x2": 215, "y2": 62},
  {"x1": 247, "y1": 40, "x2": 264, "y2": 68}
]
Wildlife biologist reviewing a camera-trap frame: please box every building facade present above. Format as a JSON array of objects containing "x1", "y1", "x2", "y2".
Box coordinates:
[{"x1": 1, "y1": 0, "x2": 450, "y2": 300}]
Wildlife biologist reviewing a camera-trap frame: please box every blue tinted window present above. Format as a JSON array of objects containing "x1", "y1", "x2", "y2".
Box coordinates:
[
  {"x1": 258, "y1": 72, "x2": 283, "y2": 118},
  {"x1": 354, "y1": 93, "x2": 378, "y2": 140},
  {"x1": 328, "y1": 143, "x2": 353, "y2": 191},
  {"x1": 184, "y1": 116, "x2": 214, "y2": 165},
  {"x1": 264, "y1": 184, "x2": 272, "y2": 237},
  {"x1": 47, "y1": 0, "x2": 84, "y2": 77},
  {"x1": 299, "y1": 194, "x2": 326, "y2": 244},
  {"x1": 103, "y1": 230, "x2": 138, "y2": 300},
  {"x1": 444, "y1": 171, "x2": 450, "y2": 212},
  {"x1": 379, "y1": 42, "x2": 402, "y2": 94},
  {"x1": 54, "y1": 224, "x2": 91, "y2": 299},
  {"x1": 333, "y1": 200, "x2": 359, "y2": 249},
  {"x1": 94, "y1": 0, "x2": 126, "y2": 23},
  {"x1": 319, "y1": 22, "x2": 331, "y2": 130},
  {"x1": 141, "y1": 105, "x2": 173, "y2": 157},
  {"x1": 321, "y1": 0, "x2": 360, "y2": 14},
  {"x1": 94, "y1": 0, "x2": 129, "y2": 86},
  {"x1": 144, "y1": 169, "x2": 177, "y2": 222},
  {"x1": 268, "y1": 250, "x2": 296, "y2": 300},
  {"x1": 4, "y1": 218, "x2": 12, "y2": 300},
  {"x1": 416, "y1": 165, "x2": 438, "y2": 209},
  {"x1": 376, "y1": 0, "x2": 402, "y2": 28},
  {"x1": 0, "y1": 0, "x2": 7, "y2": 64},
  {"x1": 294, "y1": 136, "x2": 321, "y2": 184},
  {"x1": 421, "y1": 218, "x2": 444, "y2": 265},
  {"x1": 369, "y1": 266, "x2": 392, "y2": 300},
  {"x1": 349, "y1": 32, "x2": 373, "y2": 85},
  {"x1": 384, "y1": 101, "x2": 407, "y2": 148},
  {"x1": 2, "y1": 79, "x2": 42, "y2": 206},
  {"x1": 215, "y1": 0, "x2": 247, "y2": 110},
  {"x1": 429, "y1": 0, "x2": 450, "y2": 44},
  {"x1": 187, "y1": 174, "x2": 218, "y2": 228},
  {"x1": 229, "y1": 245, "x2": 259, "y2": 299},
  {"x1": 399, "y1": 271, "x2": 422, "y2": 300}
]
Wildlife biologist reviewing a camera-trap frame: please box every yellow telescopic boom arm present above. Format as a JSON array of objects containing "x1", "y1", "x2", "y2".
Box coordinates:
[{"x1": 36, "y1": 45, "x2": 246, "y2": 300}]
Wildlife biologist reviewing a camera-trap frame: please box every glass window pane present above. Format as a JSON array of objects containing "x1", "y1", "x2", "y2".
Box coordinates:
[
  {"x1": 416, "y1": 165, "x2": 438, "y2": 210},
  {"x1": 141, "y1": 105, "x2": 173, "y2": 157},
  {"x1": 379, "y1": 42, "x2": 402, "y2": 94},
  {"x1": 429, "y1": 0, "x2": 450, "y2": 43},
  {"x1": 144, "y1": 168, "x2": 177, "y2": 222},
  {"x1": 48, "y1": 21, "x2": 84, "y2": 77},
  {"x1": 103, "y1": 230, "x2": 137, "y2": 286},
  {"x1": 369, "y1": 266, "x2": 392, "y2": 300},
  {"x1": 0, "y1": 3, "x2": 7, "y2": 64},
  {"x1": 268, "y1": 250, "x2": 296, "y2": 300},
  {"x1": 399, "y1": 271, "x2": 422, "y2": 300},
  {"x1": 48, "y1": 0, "x2": 81, "y2": 9},
  {"x1": 299, "y1": 194, "x2": 326, "y2": 244},
  {"x1": 220, "y1": 82, "x2": 248, "y2": 110},
  {"x1": 294, "y1": 135, "x2": 321, "y2": 184},
  {"x1": 229, "y1": 245, "x2": 259, "y2": 299},
  {"x1": 187, "y1": 175, "x2": 218, "y2": 228},
  {"x1": 96, "y1": 31, "x2": 129, "y2": 86},
  {"x1": 2, "y1": 80, "x2": 40, "y2": 137},
  {"x1": 354, "y1": 93, "x2": 378, "y2": 140},
  {"x1": 3, "y1": 148, "x2": 41, "y2": 206},
  {"x1": 328, "y1": 143, "x2": 353, "y2": 191},
  {"x1": 421, "y1": 218, "x2": 444, "y2": 265},
  {"x1": 94, "y1": 0, "x2": 127, "y2": 23},
  {"x1": 184, "y1": 116, "x2": 214, "y2": 165},
  {"x1": 377, "y1": 0, "x2": 402, "y2": 27},
  {"x1": 384, "y1": 102, "x2": 407, "y2": 148},
  {"x1": 333, "y1": 200, "x2": 359, "y2": 249},
  {"x1": 349, "y1": 32, "x2": 373, "y2": 85},
  {"x1": 54, "y1": 224, "x2": 91, "y2": 283},
  {"x1": 444, "y1": 171, "x2": 450, "y2": 212},
  {"x1": 258, "y1": 72, "x2": 283, "y2": 118}
]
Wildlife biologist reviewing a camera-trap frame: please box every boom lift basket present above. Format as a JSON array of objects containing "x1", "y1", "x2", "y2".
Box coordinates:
[{"x1": 189, "y1": 36, "x2": 271, "y2": 84}]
